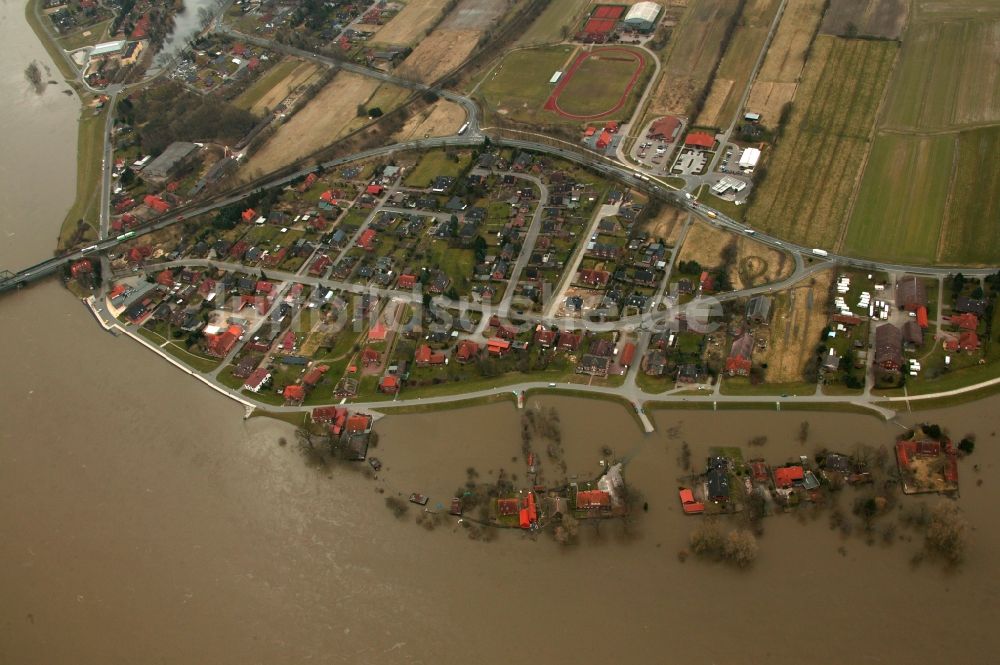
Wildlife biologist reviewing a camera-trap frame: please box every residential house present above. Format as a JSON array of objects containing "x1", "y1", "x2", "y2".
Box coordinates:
[
  {"x1": 746, "y1": 296, "x2": 772, "y2": 324},
  {"x1": 725, "y1": 332, "x2": 754, "y2": 376},
  {"x1": 414, "y1": 344, "x2": 447, "y2": 366},
  {"x1": 243, "y1": 368, "x2": 271, "y2": 393},
  {"x1": 896, "y1": 276, "x2": 927, "y2": 311},
  {"x1": 577, "y1": 354, "x2": 610, "y2": 376}
]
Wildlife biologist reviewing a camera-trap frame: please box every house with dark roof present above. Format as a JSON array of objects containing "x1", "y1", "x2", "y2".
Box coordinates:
[
  {"x1": 874, "y1": 323, "x2": 903, "y2": 371},
  {"x1": 896, "y1": 276, "x2": 927, "y2": 311},
  {"x1": 954, "y1": 296, "x2": 988, "y2": 316},
  {"x1": 746, "y1": 296, "x2": 772, "y2": 324}
]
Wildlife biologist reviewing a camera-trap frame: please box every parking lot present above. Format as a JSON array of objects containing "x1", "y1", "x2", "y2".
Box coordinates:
[{"x1": 629, "y1": 116, "x2": 686, "y2": 174}]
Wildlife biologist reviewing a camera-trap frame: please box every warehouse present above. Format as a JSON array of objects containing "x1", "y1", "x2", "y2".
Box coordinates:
[
  {"x1": 623, "y1": 2, "x2": 662, "y2": 33},
  {"x1": 739, "y1": 147, "x2": 761, "y2": 169}
]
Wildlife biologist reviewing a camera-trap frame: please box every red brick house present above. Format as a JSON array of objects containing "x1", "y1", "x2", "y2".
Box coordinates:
[
  {"x1": 456, "y1": 340, "x2": 480, "y2": 363},
  {"x1": 283, "y1": 384, "x2": 306, "y2": 405},
  {"x1": 414, "y1": 344, "x2": 446, "y2": 366},
  {"x1": 379, "y1": 375, "x2": 399, "y2": 394}
]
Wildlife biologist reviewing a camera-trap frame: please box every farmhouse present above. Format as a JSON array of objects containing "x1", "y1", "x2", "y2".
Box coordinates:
[
  {"x1": 874, "y1": 324, "x2": 903, "y2": 371},
  {"x1": 896, "y1": 276, "x2": 927, "y2": 311}
]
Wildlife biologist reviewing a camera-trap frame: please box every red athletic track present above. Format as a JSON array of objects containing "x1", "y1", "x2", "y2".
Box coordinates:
[{"x1": 544, "y1": 47, "x2": 646, "y2": 121}]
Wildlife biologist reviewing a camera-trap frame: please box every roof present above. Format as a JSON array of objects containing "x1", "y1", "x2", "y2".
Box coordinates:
[
  {"x1": 649, "y1": 115, "x2": 679, "y2": 138},
  {"x1": 773, "y1": 465, "x2": 804, "y2": 488},
  {"x1": 142, "y1": 142, "x2": 198, "y2": 180},
  {"x1": 90, "y1": 40, "x2": 126, "y2": 57},
  {"x1": 684, "y1": 131, "x2": 715, "y2": 148},
  {"x1": 738, "y1": 147, "x2": 761, "y2": 168},
  {"x1": 619, "y1": 342, "x2": 636, "y2": 366},
  {"x1": 624, "y1": 1, "x2": 661, "y2": 23},
  {"x1": 576, "y1": 489, "x2": 611, "y2": 509}
]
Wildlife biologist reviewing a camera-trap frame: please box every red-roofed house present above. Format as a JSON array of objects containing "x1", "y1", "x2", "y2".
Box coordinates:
[
  {"x1": 557, "y1": 332, "x2": 581, "y2": 352},
  {"x1": 497, "y1": 498, "x2": 519, "y2": 516},
  {"x1": 279, "y1": 330, "x2": 296, "y2": 351},
  {"x1": 242, "y1": 208, "x2": 256, "y2": 223},
  {"x1": 773, "y1": 465, "x2": 804, "y2": 489},
  {"x1": 700, "y1": 270, "x2": 716, "y2": 293},
  {"x1": 367, "y1": 322, "x2": 387, "y2": 343},
  {"x1": 357, "y1": 229, "x2": 376, "y2": 250},
  {"x1": 255, "y1": 280, "x2": 273, "y2": 295},
  {"x1": 486, "y1": 338, "x2": 511, "y2": 356},
  {"x1": 684, "y1": 131, "x2": 715, "y2": 149},
  {"x1": 303, "y1": 365, "x2": 329, "y2": 388},
  {"x1": 533, "y1": 326, "x2": 557, "y2": 347},
  {"x1": 346, "y1": 414, "x2": 371, "y2": 433},
  {"x1": 577, "y1": 268, "x2": 610, "y2": 287},
  {"x1": 619, "y1": 342, "x2": 636, "y2": 367},
  {"x1": 309, "y1": 255, "x2": 332, "y2": 277},
  {"x1": 312, "y1": 406, "x2": 346, "y2": 425},
  {"x1": 243, "y1": 368, "x2": 271, "y2": 393},
  {"x1": 576, "y1": 489, "x2": 611, "y2": 511},
  {"x1": 456, "y1": 340, "x2": 480, "y2": 363},
  {"x1": 283, "y1": 384, "x2": 306, "y2": 404},
  {"x1": 155, "y1": 269, "x2": 174, "y2": 287},
  {"x1": 944, "y1": 331, "x2": 980, "y2": 352},
  {"x1": 604, "y1": 121, "x2": 619, "y2": 133},
  {"x1": 361, "y1": 347, "x2": 381, "y2": 366},
  {"x1": 299, "y1": 172, "x2": 318, "y2": 192},
  {"x1": 143, "y1": 195, "x2": 170, "y2": 213},
  {"x1": 379, "y1": 375, "x2": 399, "y2": 393},
  {"x1": 949, "y1": 313, "x2": 978, "y2": 331},
  {"x1": 206, "y1": 328, "x2": 241, "y2": 358},
  {"x1": 366, "y1": 184, "x2": 383, "y2": 195},
  {"x1": 415, "y1": 344, "x2": 447, "y2": 366},
  {"x1": 648, "y1": 116, "x2": 680, "y2": 141},
  {"x1": 584, "y1": 126, "x2": 596, "y2": 137},
  {"x1": 916, "y1": 305, "x2": 929, "y2": 329},
  {"x1": 320, "y1": 190, "x2": 337, "y2": 204},
  {"x1": 596, "y1": 130, "x2": 613, "y2": 150},
  {"x1": 70, "y1": 259, "x2": 93, "y2": 279},
  {"x1": 397, "y1": 273, "x2": 417, "y2": 289}
]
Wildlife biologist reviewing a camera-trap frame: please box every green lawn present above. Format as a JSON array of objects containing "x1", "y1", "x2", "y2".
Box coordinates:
[
  {"x1": 719, "y1": 378, "x2": 816, "y2": 396},
  {"x1": 403, "y1": 150, "x2": 473, "y2": 188},
  {"x1": 426, "y1": 240, "x2": 475, "y2": 292},
  {"x1": 937, "y1": 127, "x2": 1000, "y2": 264},
  {"x1": 58, "y1": 19, "x2": 111, "y2": 51},
  {"x1": 844, "y1": 134, "x2": 952, "y2": 264},
  {"x1": 58, "y1": 108, "x2": 106, "y2": 250},
  {"x1": 476, "y1": 46, "x2": 577, "y2": 123}
]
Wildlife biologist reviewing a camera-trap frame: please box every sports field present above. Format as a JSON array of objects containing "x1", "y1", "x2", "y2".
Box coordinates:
[
  {"x1": 744, "y1": 36, "x2": 897, "y2": 250},
  {"x1": 477, "y1": 46, "x2": 578, "y2": 123},
  {"x1": 546, "y1": 47, "x2": 647, "y2": 119},
  {"x1": 843, "y1": 134, "x2": 953, "y2": 264}
]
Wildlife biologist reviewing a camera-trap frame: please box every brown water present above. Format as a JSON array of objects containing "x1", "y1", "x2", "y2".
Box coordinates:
[{"x1": 1, "y1": 3, "x2": 999, "y2": 664}]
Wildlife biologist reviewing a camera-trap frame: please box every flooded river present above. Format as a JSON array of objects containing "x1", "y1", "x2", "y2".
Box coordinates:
[{"x1": 1, "y1": 3, "x2": 998, "y2": 663}]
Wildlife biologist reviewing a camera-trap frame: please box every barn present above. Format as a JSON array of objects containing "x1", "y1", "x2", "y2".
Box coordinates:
[{"x1": 623, "y1": 2, "x2": 661, "y2": 33}]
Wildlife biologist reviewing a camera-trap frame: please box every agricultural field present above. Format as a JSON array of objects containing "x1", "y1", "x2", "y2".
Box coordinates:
[
  {"x1": 645, "y1": 0, "x2": 742, "y2": 118},
  {"x1": 746, "y1": 0, "x2": 828, "y2": 125},
  {"x1": 695, "y1": 0, "x2": 782, "y2": 128},
  {"x1": 476, "y1": 46, "x2": 578, "y2": 123},
  {"x1": 395, "y1": 28, "x2": 481, "y2": 83},
  {"x1": 936, "y1": 127, "x2": 1000, "y2": 265},
  {"x1": 515, "y1": 0, "x2": 591, "y2": 45},
  {"x1": 820, "y1": 0, "x2": 910, "y2": 39},
  {"x1": 232, "y1": 59, "x2": 321, "y2": 117},
  {"x1": 370, "y1": 0, "x2": 450, "y2": 45},
  {"x1": 879, "y1": 16, "x2": 1000, "y2": 131},
  {"x1": 242, "y1": 72, "x2": 383, "y2": 176},
  {"x1": 745, "y1": 36, "x2": 897, "y2": 250},
  {"x1": 843, "y1": 134, "x2": 953, "y2": 264},
  {"x1": 402, "y1": 149, "x2": 474, "y2": 187}
]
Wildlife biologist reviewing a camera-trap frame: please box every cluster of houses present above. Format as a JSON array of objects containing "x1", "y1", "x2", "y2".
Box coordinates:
[
  {"x1": 683, "y1": 432, "x2": 959, "y2": 516},
  {"x1": 492, "y1": 463, "x2": 627, "y2": 530}
]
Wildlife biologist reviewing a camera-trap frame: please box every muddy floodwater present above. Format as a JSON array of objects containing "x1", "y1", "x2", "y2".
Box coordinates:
[{"x1": 1, "y1": 3, "x2": 999, "y2": 663}]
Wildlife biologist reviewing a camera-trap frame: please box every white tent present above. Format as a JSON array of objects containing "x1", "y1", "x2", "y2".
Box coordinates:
[{"x1": 739, "y1": 148, "x2": 761, "y2": 169}]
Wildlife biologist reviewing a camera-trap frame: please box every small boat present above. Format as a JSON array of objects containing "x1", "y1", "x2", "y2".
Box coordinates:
[
  {"x1": 409, "y1": 493, "x2": 429, "y2": 506},
  {"x1": 368, "y1": 456, "x2": 382, "y2": 471},
  {"x1": 449, "y1": 497, "x2": 463, "y2": 516}
]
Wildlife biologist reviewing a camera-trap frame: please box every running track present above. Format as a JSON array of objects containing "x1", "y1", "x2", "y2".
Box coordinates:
[{"x1": 544, "y1": 47, "x2": 647, "y2": 121}]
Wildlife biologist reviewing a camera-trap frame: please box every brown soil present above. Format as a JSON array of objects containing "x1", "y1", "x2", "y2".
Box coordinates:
[
  {"x1": 391, "y1": 98, "x2": 467, "y2": 142},
  {"x1": 242, "y1": 72, "x2": 382, "y2": 177},
  {"x1": 371, "y1": 0, "x2": 449, "y2": 45},
  {"x1": 396, "y1": 29, "x2": 481, "y2": 83},
  {"x1": 640, "y1": 206, "x2": 688, "y2": 245},
  {"x1": 249, "y1": 62, "x2": 322, "y2": 117},
  {"x1": 696, "y1": 77, "x2": 733, "y2": 127}
]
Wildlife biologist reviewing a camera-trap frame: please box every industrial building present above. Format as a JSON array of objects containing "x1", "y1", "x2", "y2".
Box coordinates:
[
  {"x1": 711, "y1": 175, "x2": 747, "y2": 195},
  {"x1": 623, "y1": 2, "x2": 662, "y2": 33},
  {"x1": 739, "y1": 147, "x2": 761, "y2": 169},
  {"x1": 140, "y1": 142, "x2": 201, "y2": 184}
]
